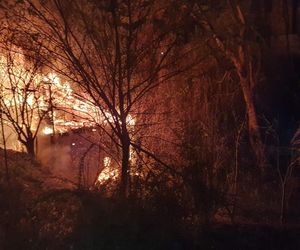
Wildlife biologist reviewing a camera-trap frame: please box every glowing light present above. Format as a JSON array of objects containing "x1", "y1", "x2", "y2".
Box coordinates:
[
  {"x1": 43, "y1": 127, "x2": 54, "y2": 135},
  {"x1": 127, "y1": 115, "x2": 135, "y2": 126},
  {"x1": 103, "y1": 156, "x2": 111, "y2": 167},
  {"x1": 103, "y1": 111, "x2": 114, "y2": 124},
  {"x1": 129, "y1": 148, "x2": 134, "y2": 161},
  {"x1": 96, "y1": 167, "x2": 118, "y2": 184},
  {"x1": 44, "y1": 73, "x2": 61, "y2": 86},
  {"x1": 27, "y1": 95, "x2": 34, "y2": 106},
  {"x1": 1, "y1": 51, "x2": 140, "y2": 168},
  {"x1": 95, "y1": 157, "x2": 119, "y2": 184}
]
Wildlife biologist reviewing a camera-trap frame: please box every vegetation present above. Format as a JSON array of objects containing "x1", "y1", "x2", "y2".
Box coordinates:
[{"x1": 0, "y1": 0, "x2": 300, "y2": 249}]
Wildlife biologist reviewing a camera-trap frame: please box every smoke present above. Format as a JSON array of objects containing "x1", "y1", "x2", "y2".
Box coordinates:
[
  {"x1": 0, "y1": 125, "x2": 24, "y2": 152},
  {"x1": 38, "y1": 144, "x2": 73, "y2": 179}
]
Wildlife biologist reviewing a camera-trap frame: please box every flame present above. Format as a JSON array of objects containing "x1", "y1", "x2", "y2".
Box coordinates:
[
  {"x1": 1, "y1": 52, "x2": 140, "y2": 185},
  {"x1": 103, "y1": 156, "x2": 111, "y2": 167},
  {"x1": 127, "y1": 114, "x2": 136, "y2": 126},
  {"x1": 96, "y1": 157, "x2": 119, "y2": 184},
  {"x1": 42, "y1": 127, "x2": 54, "y2": 135},
  {"x1": 44, "y1": 73, "x2": 61, "y2": 86},
  {"x1": 95, "y1": 115, "x2": 137, "y2": 185},
  {"x1": 1, "y1": 62, "x2": 136, "y2": 136}
]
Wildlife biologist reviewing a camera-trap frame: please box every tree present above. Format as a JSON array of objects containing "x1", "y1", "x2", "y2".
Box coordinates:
[
  {"x1": 190, "y1": 1, "x2": 267, "y2": 168},
  {"x1": 0, "y1": 42, "x2": 51, "y2": 157},
  {"x1": 10, "y1": 0, "x2": 196, "y2": 197},
  {"x1": 0, "y1": 98, "x2": 9, "y2": 181},
  {"x1": 276, "y1": 127, "x2": 300, "y2": 224}
]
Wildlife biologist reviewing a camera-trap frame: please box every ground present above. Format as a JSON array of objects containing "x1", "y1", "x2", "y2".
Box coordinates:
[{"x1": 1, "y1": 149, "x2": 300, "y2": 250}]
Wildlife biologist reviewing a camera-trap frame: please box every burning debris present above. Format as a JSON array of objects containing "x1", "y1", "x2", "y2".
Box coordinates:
[
  {"x1": 0, "y1": 50, "x2": 138, "y2": 187},
  {"x1": 42, "y1": 127, "x2": 54, "y2": 135}
]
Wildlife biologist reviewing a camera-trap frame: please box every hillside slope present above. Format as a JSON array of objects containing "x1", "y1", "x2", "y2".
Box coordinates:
[{"x1": 0, "y1": 149, "x2": 81, "y2": 249}]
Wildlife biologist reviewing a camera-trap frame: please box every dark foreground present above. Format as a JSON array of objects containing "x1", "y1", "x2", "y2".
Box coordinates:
[
  {"x1": 2, "y1": 191, "x2": 300, "y2": 250},
  {"x1": 1, "y1": 150, "x2": 300, "y2": 250}
]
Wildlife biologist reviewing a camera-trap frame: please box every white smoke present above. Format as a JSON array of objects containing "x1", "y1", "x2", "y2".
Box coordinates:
[{"x1": 38, "y1": 144, "x2": 73, "y2": 179}]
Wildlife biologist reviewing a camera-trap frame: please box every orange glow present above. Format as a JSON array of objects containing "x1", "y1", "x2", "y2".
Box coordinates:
[
  {"x1": 1, "y1": 52, "x2": 140, "y2": 185},
  {"x1": 95, "y1": 157, "x2": 119, "y2": 185},
  {"x1": 127, "y1": 115, "x2": 136, "y2": 126},
  {"x1": 42, "y1": 127, "x2": 54, "y2": 135}
]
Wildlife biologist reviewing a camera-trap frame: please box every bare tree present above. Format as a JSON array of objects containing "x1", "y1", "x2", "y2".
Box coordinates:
[
  {"x1": 276, "y1": 127, "x2": 300, "y2": 224},
  {"x1": 0, "y1": 98, "x2": 9, "y2": 181},
  {"x1": 0, "y1": 42, "x2": 51, "y2": 157},
  {"x1": 191, "y1": 1, "x2": 267, "y2": 168},
  {"x1": 9, "y1": 0, "x2": 199, "y2": 197}
]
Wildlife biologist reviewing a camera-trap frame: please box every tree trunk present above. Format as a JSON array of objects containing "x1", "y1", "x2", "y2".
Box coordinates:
[
  {"x1": 280, "y1": 182, "x2": 286, "y2": 225},
  {"x1": 240, "y1": 77, "x2": 266, "y2": 168},
  {"x1": 120, "y1": 133, "x2": 130, "y2": 199},
  {"x1": 232, "y1": 120, "x2": 244, "y2": 223},
  {"x1": 0, "y1": 111, "x2": 9, "y2": 181},
  {"x1": 24, "y1": 138, "x2": 35, "y2": 158}
]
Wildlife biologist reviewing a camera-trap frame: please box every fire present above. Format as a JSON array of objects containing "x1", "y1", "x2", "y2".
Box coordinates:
[
  {"x1": 103, "y1": 156, "x2": 111, "y2": 167},
  {"x1": 127, "y1": 115, "x2": 136, "y2": 126},
  {"x1": 0, "y1": 53, "x2": 48, "y2": 136},
  {"x1": 95, "y1": 115, "x2": 137, "y2": 186},
  {"x1": 96, "y1": 157, "x2": 119, "y2": 185},
  {"x1": 44, "y1": 73, "x2": 61, "y2": 86},
  {"x1": 1, "y1": 51, "x2": 139, "y2": 186},
  {"x1": 42, "y1": 72, "x2": 99, "y2": 133},
  {"x1": 0, "y1": 53, "x2": 100, "y2": 151},
  {"x1": 42, "y1": 127, "x2": 54, "y2": 135}
]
